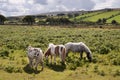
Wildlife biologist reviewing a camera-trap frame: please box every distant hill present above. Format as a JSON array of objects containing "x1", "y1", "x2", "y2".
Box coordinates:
[
  {"x1": 6, "y1": 8, "x2": 120, "y2": 24},
  {"x1": 71, "y1": 8, "x2": 120, "y2": 24}
]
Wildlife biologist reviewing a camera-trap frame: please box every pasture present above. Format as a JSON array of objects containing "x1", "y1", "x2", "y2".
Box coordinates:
[{"x1": 0, "y1": 25, "x2": 120, "y2": 80}]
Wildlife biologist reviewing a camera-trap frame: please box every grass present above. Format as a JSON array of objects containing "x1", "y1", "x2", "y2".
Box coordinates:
[
  {"x1": 70, "y1": 11, "x2": 102, "y2": 21},
  {"x1": 83, "y1": 10, "x2": 120, "y2": 22},
  {"x1": 107, "y1": 15, "x2": 120, "y2": 23},
  {"x1": 0, "y1": 25, "x2": 120, "y2": 80}
]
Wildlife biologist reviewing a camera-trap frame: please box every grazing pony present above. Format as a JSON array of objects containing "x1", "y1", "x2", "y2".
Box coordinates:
[
  {"x1": 44, "y1": 43, "x2": 66, "y2": 64},
  {"x1": 65, "y1": 42, "x2": 92, "y2": 62},
  {"x1": 27, "y1": 46, "x2": 44, "y2": 71}
]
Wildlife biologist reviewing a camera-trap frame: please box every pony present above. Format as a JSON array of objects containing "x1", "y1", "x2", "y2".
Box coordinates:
[
  {"x1": 26, "y1": 46, "x2": 44, "y2": 71},
  {"x1": 65, "y1": 42, "x2": 92, "y2": 62},
  {"x1": 44, "y1": 43, "x2": 66, "y2": 64}
]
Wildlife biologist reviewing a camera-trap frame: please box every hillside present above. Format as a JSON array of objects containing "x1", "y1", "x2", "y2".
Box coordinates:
[
  {"x1": 107, "y1": 15, "x2": 120, "y2": 23},
  {"x1": 5, "y1": 8, "x2": 120, "y2": 25},
  {"x1": 73, "y1": 9, "x2": 120, "y2": 24}
]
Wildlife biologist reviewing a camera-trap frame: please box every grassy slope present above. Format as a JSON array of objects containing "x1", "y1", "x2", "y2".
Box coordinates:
[
  {"x1": 71, "y1": 11, "x2": 101, "y2": 21},
  {"x1": 83, "y1": 10, "x2": 120, "y2": 22},
  {"x1": 107, "y1": 15, "x2": 120, "y2": 23},
  {"x1": 73, "y1": 10, "x2": 120, "y2": 23},
  {"x1": 0, "y1": 25, "x2": 120, "y2": 80}
]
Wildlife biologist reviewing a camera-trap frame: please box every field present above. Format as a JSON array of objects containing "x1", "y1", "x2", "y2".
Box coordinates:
[
  {"x1": 107, "y1": 15, "x2": 120, "y2": 23},
  {"x1": 0, "y1": 25, "x2": 120, "y2": 80},
  {"x1": 83, "y1": 10, "x2": 120, "y2": 22},
  {"x1": 72, "y1": 10, "x2": 120, "y2": 23}
]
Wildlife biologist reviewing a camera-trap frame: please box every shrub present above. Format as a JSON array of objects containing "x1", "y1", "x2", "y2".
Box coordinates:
[
  {"x1": 92, "y1": 54, "x2": 99, "y2": 63},
  {"x1": 108, "y1": 52, "x2": 120, "y2": 66},
  {"x1": 111, "y1": 20, "x2": 118, "y2": 25},
  {"x1": 4, "y1": 65, "x2": 23, "y2": 73},
  {"x1": 113, "y1": 69, "x2": 120, "y2": 77},
  {"x1": 0, "y1": 50, "x2": 9, "y2": 57},
  {"x1": 98, "y1": 70, "x2": 106, "y2": 76},
  {"x1": 9, "y1": 56, "x2": 15, "y2": 61},
  {"x1": 21, "y1": 59, "x2": 27, "y2": 65},
  {"x1": 111, "y1": 58, "x2": 120, "y2": 65},
  {"x1": 99, "y1": 46, "x2": 111, "y2": 54},
  {"x1": 14, "y1": 67, "x2": 23, "y2": 73},
  {"x1": 4, "y1": 65, "x2": 14, "y2": 73},
  {"x1": 67, "y1": 63, "x2": 77, "y2": 70},
  {"x1": 94, "y1": 65, "x2": 99, "y2": 73}
]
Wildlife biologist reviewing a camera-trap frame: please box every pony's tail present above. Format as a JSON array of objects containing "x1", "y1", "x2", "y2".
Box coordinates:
[{"x1": 62, "y1": 47, "x2": 66, "y2": 63}]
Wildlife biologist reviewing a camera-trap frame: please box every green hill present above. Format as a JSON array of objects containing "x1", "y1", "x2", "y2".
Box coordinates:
[
  {"x1": 5, "y1": 8, "x2": 120, "y2": 25},
  {"x1": 71, "y1": 11, "x2": 103, "y2": 21},
  {"x1": 83, "y1": 10, "x2": 120, "y2": 22},
  {"x1": 107, "y1": 14, "x2": 120, "y2": 23},
  {"x1": 73, "y1": 9, "x2": 120, "y2": 24}
]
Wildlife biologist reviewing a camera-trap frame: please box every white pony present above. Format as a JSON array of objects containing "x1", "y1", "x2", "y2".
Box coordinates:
[
  {"x1": 44, "y1": 43, "x2": 66, "y2": 64},
  {"x1": 27, "y1": 46, "x2": 44, "y2": 71},
  {"x1": 65, "y1": 42, "x2": 92, "y2": 62}
]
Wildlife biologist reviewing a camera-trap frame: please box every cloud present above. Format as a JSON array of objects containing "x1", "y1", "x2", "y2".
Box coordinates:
[
  {"x1": 0, "y1": 0, "x2": 120, "y2": 16},
  {"x1": 111, "y1": 0, "x2": 120, "y2": 8},
  {"x1": 34, "y1": 0, "x2": 47, "y2": 5},
  {"x1": 92, "y1": 0, "x2": 120, "y2": 10},
  {"x1": 61, "y1": 0, "x2": 95, "y2": 10},
  {"x1": 8, "y1": 0, "x2": 25, "y2": 4}
]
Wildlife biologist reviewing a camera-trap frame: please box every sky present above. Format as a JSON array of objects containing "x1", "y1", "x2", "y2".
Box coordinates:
[{"x1": 0, "y1": 0, "x2": 120, "y2": 16}]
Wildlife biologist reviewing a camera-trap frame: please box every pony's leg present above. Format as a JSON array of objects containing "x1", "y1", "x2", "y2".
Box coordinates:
[
  {"x1": 61, "y1": 54, "x2": 65, "y2": 65},
  {"x1": 35, "y1": 59, "x2": 38, "y2": 71},
  {"x1": 54, "y1": 55, "x2": 56, "y2": 64},
  {"x1": 80, "y1": 52, "x2": 83, "y2": 59},
  {"x1": 35, "y1": 63, "x2": 38, "y2": 71},
  {"x1": 50, "y1": 55, "x2": 52, "y2": 64},
  {"x1": 28, "y1": 57, "x2": 33, "y2": 68},
  {"x1": 40, "y1": 61, "x2": 44, "y2": 71}
]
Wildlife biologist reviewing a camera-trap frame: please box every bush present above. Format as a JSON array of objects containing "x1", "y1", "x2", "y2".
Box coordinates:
[
  {"x1": 21, "y1": 59, "x2": 27, "y2": 65},
  {"x1": 4, "y1": 65, "x2": 14, "y2": 73},
  {"x1": 113, "y1": 69, "x2": 120, "y2": 77},
  {"x1": 98, "y1": 70, "x2": 106, "y2": 76},
  {"x1": 0, "y1": 50, "x2": 9, "y2": 57},
  {"x1": 67, "y1": 63, "x2": 77, "y2": 70},
  {"x1": 111, "y1": 20, "x2": 118, "y2": 25},
  {"x1": 93, "y1": 65, "x2": 99, "y2": 73},
  {"x1": 14, "y1": 67, "x2": 23, "y2": 73},
  {"x1": 45, "y1": 17, "x2": 72, "y2": 25},
  {"x1": 92, "y1": 54, "x2": 99, "y2": 63},
  {"x1": 99, "y1": 46, "x2": 111, "y2": 54},
  {"x1": 108, "y1": 52, "x2": 120, "y2": 65},
  {"x1": 4, "y1": 65, "x2": 23, "y2": 73}
]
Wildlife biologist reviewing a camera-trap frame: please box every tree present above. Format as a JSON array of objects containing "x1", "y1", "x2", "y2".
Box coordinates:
[
  {"x1": 111, "y1": 20, "x2": 118, "y2": 25},
  {"x1": 22, "y1": 15, "x2": 35, "y2": 25},
  {"x1": 102, "y1": 18, "x2": 106, "y2": 24},
  {"x1": 74, "y1": 13, "x2": 79, "y2": 17},
  {"x1": 67, "y1": 14, "x2": 73, "y2": 18},
  {"x1": 96, "y1": 18, "x2": 102, "y2": 24},
  {"x1": 0, "y1": 14, "x2": 6, "y2": 25}
]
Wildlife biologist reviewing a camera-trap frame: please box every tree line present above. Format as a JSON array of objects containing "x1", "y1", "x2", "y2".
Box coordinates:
[{"x1": 0, "y1": 14, "x2": 119, "y2": 25}]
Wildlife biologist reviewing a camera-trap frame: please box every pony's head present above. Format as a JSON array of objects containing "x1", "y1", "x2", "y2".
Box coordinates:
[
  {"x1": 86, "y1": 51, "x2": 92, "y2": 62},
  {"x1": 44, "y1": 48, "x2": 51, "y2": 59}
]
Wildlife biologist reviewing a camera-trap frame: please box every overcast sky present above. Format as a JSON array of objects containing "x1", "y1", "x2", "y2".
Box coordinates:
[{"x1": 0, "y1": 0, "x2": 120, "y2": 16}]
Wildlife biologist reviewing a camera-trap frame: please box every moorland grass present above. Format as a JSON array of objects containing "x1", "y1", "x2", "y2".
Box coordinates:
[{"x1": 0, "y1": 25, "x2": 120, "y2": 80}]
